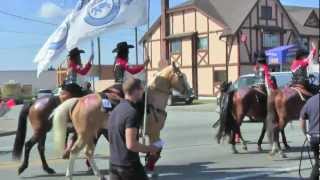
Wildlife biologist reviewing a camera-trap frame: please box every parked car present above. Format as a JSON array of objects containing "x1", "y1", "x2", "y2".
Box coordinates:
[
  {"x1": 233, "y1": 71, "x2": 319, "y2": 90},
  {"x1": 232, "y1": 71, "x2": 293, "y2": 90},
  {"x1": 168, "y1": 89, "x2": 195, "y2": 106},
  {"x1": 36, "y1": 89, "x2": 53, "y2": 99}
]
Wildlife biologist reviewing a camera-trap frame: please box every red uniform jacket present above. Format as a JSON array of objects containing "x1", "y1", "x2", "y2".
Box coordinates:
[
  {"x1": 68, "y1": 61, "x2": 92, "y2": 75},
  {"x1": 290, "y1": 48, "x2": 316, "y2": 73},
  {"x1": 115, "y1": 57, "x2": 144, "y2": 74},
  {"x1": 254, "y1": 64, "x2": 276, "y2": 90}
]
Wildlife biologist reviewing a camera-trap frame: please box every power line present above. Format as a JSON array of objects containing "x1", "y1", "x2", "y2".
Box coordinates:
[
  {"x1": 0, "y1": 30, "x2": 50, "y2": 37},
  {"x1": 0, "y1": 9, "x2": 58, "y2": 26}
]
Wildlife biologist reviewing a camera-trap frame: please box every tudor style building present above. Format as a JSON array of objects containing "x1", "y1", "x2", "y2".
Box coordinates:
[{"x1": 140, "y1": 0, "x2": 319, "y2": 97}]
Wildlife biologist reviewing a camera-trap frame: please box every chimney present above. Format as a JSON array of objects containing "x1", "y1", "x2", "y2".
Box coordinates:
[{"x1": 160, "y1": 0, "x2": 169, "y2": 62}]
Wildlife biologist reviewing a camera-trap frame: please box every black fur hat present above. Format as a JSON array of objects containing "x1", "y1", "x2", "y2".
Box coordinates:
[
  {"x1": 255, "y1": 51, "x2": 267, "y2": 64},
  {"x1": 112, "y1": 41, "x2": 134, "y2": 53},
  {"x1": 295, "y1": 48, "x2": 309, "y2": 60}
]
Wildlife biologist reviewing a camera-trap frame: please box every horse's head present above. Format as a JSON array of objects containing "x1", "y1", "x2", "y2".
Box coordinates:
[
  {"x1": 169, "y1": 62, "x2": 192, "y2": 97},
  {"x1": 152, "y1": 62, "x2": 192, "y2": 97}
]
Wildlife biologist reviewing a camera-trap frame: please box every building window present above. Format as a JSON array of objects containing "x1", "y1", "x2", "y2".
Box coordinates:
[
  {"x1": 214, "y1": 70, "x2": 227, "y2": 82},
  {"x1": 263, "y1": 32, "x2": 280, "y2": 49},
  {"x1": 170, "y1": 40, "x2": 182, "y2": 54},
  {"x1": 261, "y1": 6, "x2": 272, "y2": 20},
  {"x1": 197, "y1": 37, "x2": 208, "y2": 50}
]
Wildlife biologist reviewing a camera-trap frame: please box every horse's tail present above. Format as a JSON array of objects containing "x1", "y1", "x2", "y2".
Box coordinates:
[
  {"x1": 216, "y1": 91, "x2": 235, "y2": 143},
  {"x1": 52, "y1": 98, "x2": 78, "y2": 155},
  {"x1": 266, "y1": 92, "x2": 277, "y2": 144},
  {"x1": 12, "y1": 102, "x2": 32, "y2": 160}
]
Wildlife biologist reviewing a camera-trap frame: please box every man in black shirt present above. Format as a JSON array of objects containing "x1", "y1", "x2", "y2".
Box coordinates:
[
  {"x1": 300, "y1": 93, "x2": 319, "y2": 180},
  {"x1": 108, "y1": 78, "x2": 159, "y2": 180}
]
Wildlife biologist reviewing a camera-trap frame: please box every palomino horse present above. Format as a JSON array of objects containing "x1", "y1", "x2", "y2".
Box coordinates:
[
  {"x1": 267, "y1": 83, "x2": 319, "y2": 157},
  {"x1": 52, "y1": 63, "x2": 191, "y2": 179},
  {"x1": 215, "y1": 82, "x2": 289, "y2": 153},
  {"x1": 12, "y1": 85, "x2": 83, "y2": 175}
]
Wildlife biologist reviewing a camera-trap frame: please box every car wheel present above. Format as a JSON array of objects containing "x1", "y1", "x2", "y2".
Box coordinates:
[{"x1": 167, "y1": 95, "x2": 174, "y2": 106}]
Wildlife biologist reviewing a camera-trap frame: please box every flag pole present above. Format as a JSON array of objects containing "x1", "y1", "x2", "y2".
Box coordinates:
[
  {"x1": 135, "y1": 27, "x2": 139, "y2": 65},
  {"x1": 97, "y1": 37, "x2": 102, "y2": 80},
  {"x1": 91, "y1": 40, "x2": 95, "y2": 91},
  {"x1": 142, "y1": 0, "x2": 151, "y2": 145}
]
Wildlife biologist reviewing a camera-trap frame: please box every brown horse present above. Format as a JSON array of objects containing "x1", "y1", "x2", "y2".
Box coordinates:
[
  {"x1": 266, "y1": 84, "x2": 319, "y2": 157},
  {"x1": 52, "y1": 63, "x2": 191, "y2": 179},
  {"x1": 12, "y1": 87, "x2": 82, "y2": 175},
  {"x1": 215, "y1": 82, "x2": 289, "y2": 153}
]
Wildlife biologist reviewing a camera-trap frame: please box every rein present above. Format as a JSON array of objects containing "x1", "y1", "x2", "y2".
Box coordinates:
[
  {"x1": 147, "y1": 104, "x2": 167, "y2": 123},
  {"x1": 290, "y1": 87, "x2": 306, "y2": 101}
]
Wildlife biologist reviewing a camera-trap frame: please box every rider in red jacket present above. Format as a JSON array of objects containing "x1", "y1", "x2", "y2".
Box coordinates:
[
  {"x1": 113, "y1": 42, "x2": 149, "y2": 83},
  {"x1": 290, "y1": 43, "x2": 316, "y2": 87},
  {"x1": 254, "y1": 52, "x2": 277, "y2": 91}
]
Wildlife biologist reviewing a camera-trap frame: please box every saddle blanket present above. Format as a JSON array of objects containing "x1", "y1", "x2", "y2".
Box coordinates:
[{"x1": 102, "y1": 99, "x2": 113, "y2": 111}]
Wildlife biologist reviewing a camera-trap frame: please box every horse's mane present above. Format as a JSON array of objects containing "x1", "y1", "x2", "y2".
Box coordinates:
[{"x1": 148, "y1": 65, "x2": 173, "y2": 87}]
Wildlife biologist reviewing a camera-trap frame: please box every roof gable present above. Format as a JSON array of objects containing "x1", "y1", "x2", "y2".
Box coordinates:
[
  {"x1": 305, "y1": 10, "x2": 319, "y2": 27},
  {"x1": 285, "y1": 6, "x2": 320, "y2": 36}
]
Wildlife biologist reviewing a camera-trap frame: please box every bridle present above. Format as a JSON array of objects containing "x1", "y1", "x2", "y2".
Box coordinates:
[{"x1": 147, "y1": 67, "x2": 189, "y2": 123}]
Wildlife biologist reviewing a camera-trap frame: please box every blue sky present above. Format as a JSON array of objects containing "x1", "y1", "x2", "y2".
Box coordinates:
[{"x1": 0, "y1": 0, "x2": 318, "y2": 70}]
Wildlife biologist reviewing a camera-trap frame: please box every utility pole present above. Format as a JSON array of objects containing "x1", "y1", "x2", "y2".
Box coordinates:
[
  {"x1": 97, "y1": 37, "x2": 102, "y2": 80},
  {"x1": 135, "y1": 27, "x2": 139, "y2": 64},
  {"x1": 161, "y1": 0, "x2": 169, "y2": 62}
]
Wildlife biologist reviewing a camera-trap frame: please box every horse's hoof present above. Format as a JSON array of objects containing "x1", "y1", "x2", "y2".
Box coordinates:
[
  {"x1": 257, "y1": 146, "x2": 263, "y2": 152},
  {"x1": 99, "y1": 176, "x2": 107, "y2": 180},
  {"x1": 269, "y1": 151, "x2": 276, "y2": 157},
  {"x1": 44, "y1": 167, "x2": 56, "y2": 174},
  {"x1": 232, "y1": 150, "x2": 239, "y2": 154},
  {"x1": 242, "y1": 146, "x2": 248, "y2": 151},
  {"x1": 18, "y1": 164, "x2": 27, "y2": 175},
  {"x1": 87, "y1": 168, "x2": 94, "y2": 175},
  {"x1": 147, "y1": 172, "x2": 159, "y2": 179},
  {"x1": 279, "y1": 152, "x2": 288, "y2": 158},
  {"x1": 62, "y1": 151, "x2": 70, "y2": 159},
  {"x1": 284, "y1": 145, "x2": 291, "y2": 151}
]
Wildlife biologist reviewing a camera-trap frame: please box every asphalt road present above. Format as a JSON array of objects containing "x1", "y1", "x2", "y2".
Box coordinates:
[{"x1": 0, "y1": 101, "x2": 315, "y2": 180}]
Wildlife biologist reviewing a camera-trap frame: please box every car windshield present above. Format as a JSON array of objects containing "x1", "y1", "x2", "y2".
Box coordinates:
[
  {"x1": 273, "y1": 74, "x2": 292, "y2": 88},
  {"x1": 238, "y1": 76, "x2": 256, "y2": 88}
]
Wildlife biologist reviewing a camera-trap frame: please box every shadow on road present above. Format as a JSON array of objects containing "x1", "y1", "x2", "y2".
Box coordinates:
[{"x1": 153, "y1": 162, "x2": 286, "y2": 180}]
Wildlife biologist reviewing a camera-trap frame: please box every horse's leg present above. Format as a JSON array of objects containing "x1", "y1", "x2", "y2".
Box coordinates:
[
  {"x1": 63, "y1": 133, "x2": 77, "y2": 159},
  {"x1": 85, "y1": 139, "x2": 105, "y2": 180},
  {"x1": 230, "y1": 131, "x2": 238, "y2": 154},
  {"x1": 18, "y1": 136, "x2": 38, "y2": 175},
  {"x1": 237, "y1": 126, "x2": 247, "y2": 151},
  {"x1": 66, "y1": 136, "x2": 85, "y2": 180},
  {"x1": 280, "y1": 128, "x2": 290, "y2": 150},
  {"x1": 270, "y1": 128, "x2": 280, "y2": 156},
  {"x1": 86, "y1": 130, "x2": 103, "y2": 173},
  {"x1": 38, "y1": 134, "x2": 55, "y2": 174},
  {"x1": 257, "y1": 121, "x2": 266, "y2": 152}
]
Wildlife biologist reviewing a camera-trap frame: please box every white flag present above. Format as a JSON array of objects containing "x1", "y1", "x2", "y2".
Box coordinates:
[
  {"x1": 66, "y1": 0, "x2": 148, "y2": 50},
  {"x1": 34, "y1": 0, "x2": 89, "y2": 77}
]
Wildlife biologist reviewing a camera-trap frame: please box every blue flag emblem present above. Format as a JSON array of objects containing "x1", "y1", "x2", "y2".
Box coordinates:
[
  {"x1": 48, "y1": 23, "x2": 69, "y2": 50},
  {"x1": 84, "y1": 0, "x2": 120, "y2": 26}
]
